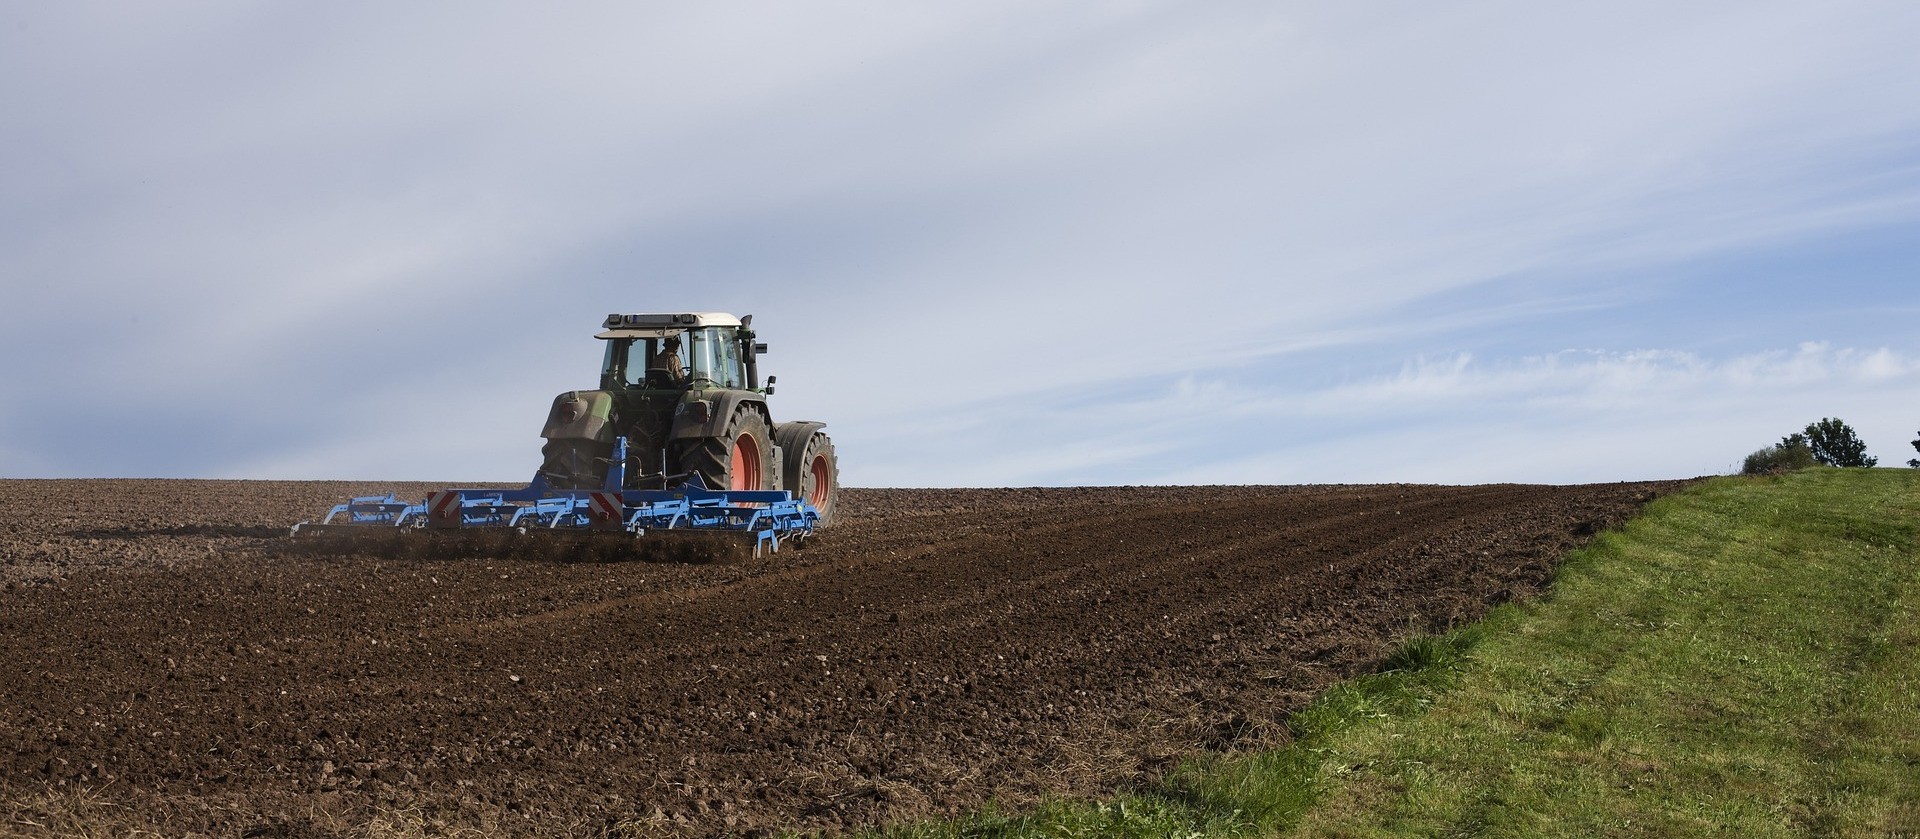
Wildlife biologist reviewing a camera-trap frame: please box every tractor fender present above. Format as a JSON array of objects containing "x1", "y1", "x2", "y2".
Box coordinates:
[
  {"x1": 667, "y1": 390, "x2": 768, "y2": 442},
  {"x1": 773, "y1": 420, "x2": 828, "y2": 487},
  {"x1": 541, "y1": 390, "x2": 615, "y2": 442}
]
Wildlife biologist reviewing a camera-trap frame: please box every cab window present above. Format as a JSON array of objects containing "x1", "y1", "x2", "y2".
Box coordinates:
[
  {"x1": 602, "y1": 336, "x2": 688, "y2": 389},
  {"x1": 687, "y1": 328, "x2": 745, "y2": 388},
  {"x1": 712, "y1": 330, "x2": 744, "y2": 388}
]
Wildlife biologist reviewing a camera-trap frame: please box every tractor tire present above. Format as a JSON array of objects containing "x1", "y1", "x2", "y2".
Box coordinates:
[
  {"x1": 539, "y1": 439, "x2": 612, "y2": 490},
  {"x1": 788, "y1": 431, "x2": 838, "y2": 525},
  {"x1": 676, "y1": 406, "x2": 775, "y2": 491}
]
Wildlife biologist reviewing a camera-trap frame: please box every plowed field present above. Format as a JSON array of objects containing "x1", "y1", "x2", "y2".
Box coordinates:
[{"x1": 0, "y1": 479, "x2": 1681, "y2": 837}]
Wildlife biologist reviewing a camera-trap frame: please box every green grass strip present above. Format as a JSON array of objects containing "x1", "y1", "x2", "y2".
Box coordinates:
[
  {"x1": 846, "y1": 469, "x2": 1920, "y2": 839},
  {"x1": 1296, "y1": 469, "x2": 1920, "y2": 838}
]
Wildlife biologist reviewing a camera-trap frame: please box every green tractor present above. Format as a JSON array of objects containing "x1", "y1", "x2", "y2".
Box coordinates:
[{"x1": 537, "y1": 312, "x2": 838, "y2": 524}]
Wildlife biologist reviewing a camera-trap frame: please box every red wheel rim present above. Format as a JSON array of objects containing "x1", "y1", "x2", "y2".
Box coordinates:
[
  {"x1": 729, "y1": 433, "x2": 761, "y2": 490},
  {"x1": 808, "y1": 454, "x2": 831, "y2": 506}
]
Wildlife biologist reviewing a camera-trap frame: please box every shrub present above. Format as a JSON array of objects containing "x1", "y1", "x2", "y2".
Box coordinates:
[
  {"x1": 1908, "y1": 429, "x2": 1918, "y2": 469},
  {"x1": 1743, "y1": 436, "x2": 1817, "y2": 475}
]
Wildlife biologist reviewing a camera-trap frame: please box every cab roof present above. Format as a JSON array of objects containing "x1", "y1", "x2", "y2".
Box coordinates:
[{"x1": 596, "y1": 312, "x2": 743, "y2": 339}]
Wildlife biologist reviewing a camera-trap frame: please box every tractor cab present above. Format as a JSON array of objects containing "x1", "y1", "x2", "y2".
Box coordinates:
[{"x1": 596, "y1": 312, "x2": 768, "y2": 393}]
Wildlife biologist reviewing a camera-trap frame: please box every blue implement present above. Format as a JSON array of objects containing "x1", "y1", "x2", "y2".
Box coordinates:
[
  {"x1": 290, "y1": 439, "x2": 819, "y2": 555},
  {"x1": 321, "y1": 495, "x2": 426, "y2": 527}
]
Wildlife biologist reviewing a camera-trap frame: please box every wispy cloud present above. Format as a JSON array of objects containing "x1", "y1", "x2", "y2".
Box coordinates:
[
  {"x1": 1294, "y1": 343, "x2": 1917, "y2": 415},
  {"x1": 844, "y1": 342, "x2": 1920, "y2": 487}
]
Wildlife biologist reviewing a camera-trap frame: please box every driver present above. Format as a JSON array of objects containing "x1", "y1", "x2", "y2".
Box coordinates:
[{"x1": 648, "y1": 334, "x2": 688, "y2": 386}]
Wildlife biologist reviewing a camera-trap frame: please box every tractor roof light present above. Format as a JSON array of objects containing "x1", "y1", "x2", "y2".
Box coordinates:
[{"x1": 594, "y1": 313, "x2": 744, "y2": 336}]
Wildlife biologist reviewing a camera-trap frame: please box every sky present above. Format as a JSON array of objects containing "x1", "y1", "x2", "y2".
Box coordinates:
[{"x1": 2, "y1": 1, "x2": 1917, "y2": 487}]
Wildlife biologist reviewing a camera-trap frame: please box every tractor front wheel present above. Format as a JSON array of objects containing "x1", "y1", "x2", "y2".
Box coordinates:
[{"x1": 538, "y1": 439, "x2": 613, "y2": 490}]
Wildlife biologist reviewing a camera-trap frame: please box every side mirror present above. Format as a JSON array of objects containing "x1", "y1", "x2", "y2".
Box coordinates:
[
  {"x1": 765, "y1": 374, "x2": 777, "y2": 395},
  {"x1": 754, "y1": 342, "x2": 769, "y2": 355}
]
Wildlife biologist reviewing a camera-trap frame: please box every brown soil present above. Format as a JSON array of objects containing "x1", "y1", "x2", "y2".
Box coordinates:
[{"x1": 0, "y1": 479, "x2": 1684, "y2": 837}]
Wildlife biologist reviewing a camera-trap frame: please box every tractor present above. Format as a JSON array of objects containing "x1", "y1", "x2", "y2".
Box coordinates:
[
  {"x1": 291, "y1": 312, "x2": 836, "y2": 556},
  {"x1": 538, "y1": 312, "x2": 838, "y2": 523}
]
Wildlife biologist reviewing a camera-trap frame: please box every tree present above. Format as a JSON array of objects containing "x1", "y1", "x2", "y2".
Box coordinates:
[
  {"x1": 1802, "y1": 418, "x2": 1876, "y2": 468},
  {"x1": 1909, "y1": 429, "x2": 1918, "y2": 469}
]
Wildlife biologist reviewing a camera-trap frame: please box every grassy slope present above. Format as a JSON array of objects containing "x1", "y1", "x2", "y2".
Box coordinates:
[
  {"x1": 1294, "y1": 469, "x2": 1920, "y2": 838},
  {"x1": 863, "y1": 469, "x2": 1920, "y2": 839}
]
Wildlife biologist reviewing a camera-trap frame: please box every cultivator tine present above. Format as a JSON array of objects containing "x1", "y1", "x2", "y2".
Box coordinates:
[
  {"x1": 625, "y1": 498, "x2": 691, "y2": 531},
  {"x1": 507, "y1": 496, "x2": 591, "y2": 529},
  {"x1": 291, "y1": 495, "x2": 424, "y2": 535},
  {"x1": 327, "y1": 495, "x2": 424, "y2": 526}
]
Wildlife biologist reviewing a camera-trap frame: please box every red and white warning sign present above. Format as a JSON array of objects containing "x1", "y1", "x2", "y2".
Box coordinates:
[
  {"x1": 587, "y1": 492, "x2": 624, "y2": 531},
  {"x1": 426, "y1": 491, "x2": 463, "y2": 529}
]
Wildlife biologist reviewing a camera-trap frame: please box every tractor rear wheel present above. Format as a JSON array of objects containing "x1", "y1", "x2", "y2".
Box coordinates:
[
  {"x1": 790, "y1": 432, "x2": 838, "y2": 525},
  {"x1": 677, "y1": 406, "x2": 774, "y2": 491}
]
